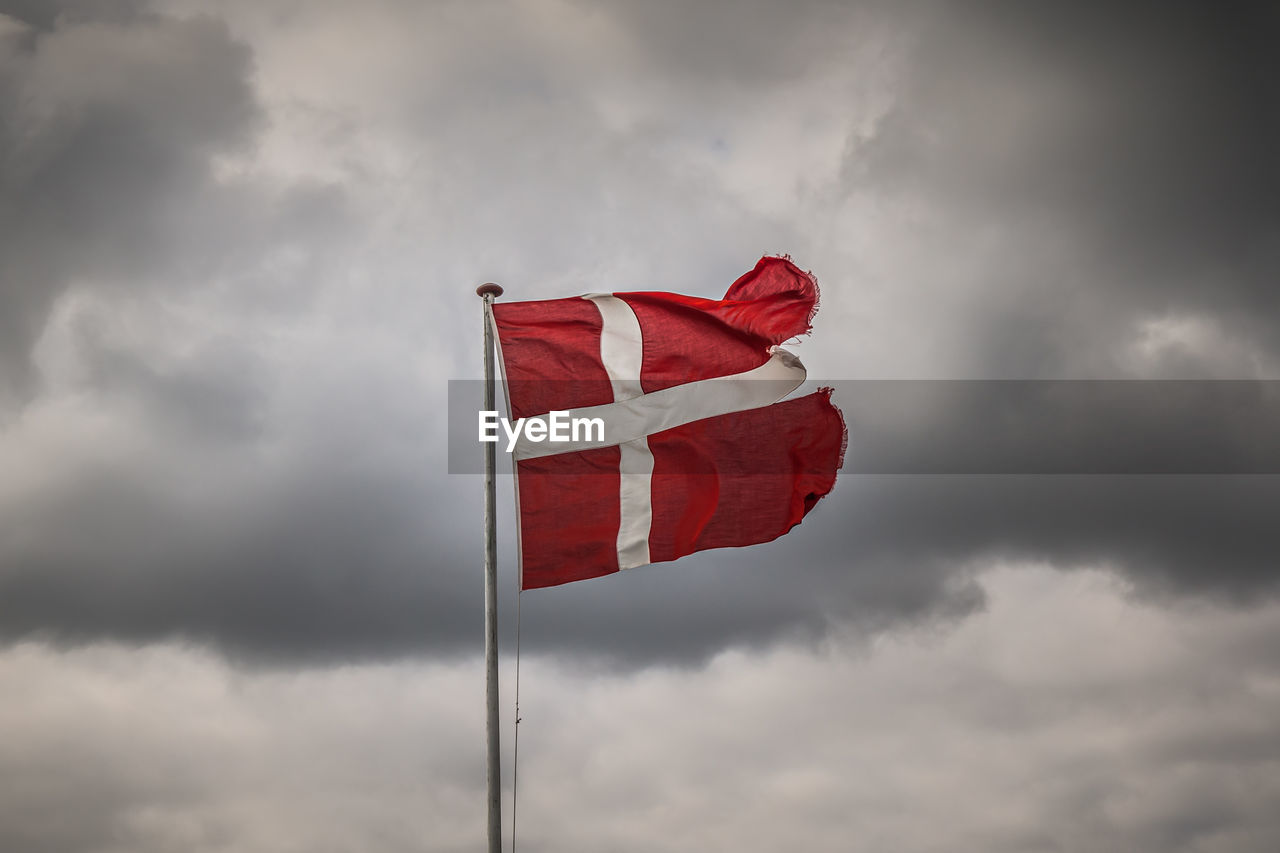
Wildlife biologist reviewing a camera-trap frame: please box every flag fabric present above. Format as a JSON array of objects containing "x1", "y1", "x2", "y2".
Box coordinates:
[{"x1": 491, "y1": 256, "x2": 846, "y2": 590}]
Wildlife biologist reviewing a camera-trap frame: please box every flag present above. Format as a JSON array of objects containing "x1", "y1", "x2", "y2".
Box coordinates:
[{"x1": 491, "y1": 256, "x2": 846, "y2": 589}]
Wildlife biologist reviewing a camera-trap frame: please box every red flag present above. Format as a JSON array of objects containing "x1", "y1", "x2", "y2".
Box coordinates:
[{"x1": 491, "y1": 257, "x2": 845, "y2": 590}]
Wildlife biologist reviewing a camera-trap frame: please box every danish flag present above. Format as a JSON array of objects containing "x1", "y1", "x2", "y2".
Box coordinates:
[{"x1": 491, "y1": 256, "x2": 845, "y2": 589}]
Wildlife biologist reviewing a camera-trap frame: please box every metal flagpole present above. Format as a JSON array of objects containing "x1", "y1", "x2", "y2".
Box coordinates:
[{"x1": 477, "y1": 281, "x2": 504, "y2": 853}]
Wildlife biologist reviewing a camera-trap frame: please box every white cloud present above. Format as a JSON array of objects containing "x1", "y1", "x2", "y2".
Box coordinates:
[
  {"x1": 1123, "y1": 312, "x2": 1279, "y2": 379},
  {"x1": 4, "y1": 565, "x2": 1278, "y2": 852}
]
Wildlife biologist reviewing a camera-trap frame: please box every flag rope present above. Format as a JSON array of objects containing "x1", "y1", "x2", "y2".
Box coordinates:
[{"x1": 511, "y1": 587, "x2": 523, "y2": 853}]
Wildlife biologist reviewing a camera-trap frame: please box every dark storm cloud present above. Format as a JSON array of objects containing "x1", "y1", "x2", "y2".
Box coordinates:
[
  {"x1": 2, "y1": 0, "x2": 1278, "y2": 670},
  {"x1": 595, "y1": 0, "x2": 868, "y2": 83},
  {"x1": 0, "y1": 2, "x2": 255, "y2": 399},
  {"x1": 0, "y1": 0, "x2": 145, "y2": 32},
  {"x1": 0, "y1": 1, "x2": 347, "y2": 404},
  {"x1": 847, "y1": 0, "x2": 1280, "y2": 373},
  {"x1": 0, "y1": 453, "x2": 483, "y2": 664},
  {"x1": 0, "y1": 1, "x2": 408, "y2": 664}
]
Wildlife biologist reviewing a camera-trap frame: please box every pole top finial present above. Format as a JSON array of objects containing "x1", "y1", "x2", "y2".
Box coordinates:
[{"x1": 476, "y1": 283, "x2": 504, "y2": 299}]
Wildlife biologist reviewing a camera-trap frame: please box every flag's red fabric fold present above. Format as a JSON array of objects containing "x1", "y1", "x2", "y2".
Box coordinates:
[{"x1": 647, "y1": 389, "x2": 845, "y2": 565}]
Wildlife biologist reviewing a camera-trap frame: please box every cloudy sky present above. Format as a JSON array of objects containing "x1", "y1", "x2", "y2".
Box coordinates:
[{"x1": 2, "y1": 1, "x2": 1279, "y2": 850}]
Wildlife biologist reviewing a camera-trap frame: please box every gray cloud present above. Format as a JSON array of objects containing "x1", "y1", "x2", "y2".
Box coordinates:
[
  {"x1": 0, "y1": 0, "x2": 1276, "y2": 674},
  {"x1": 844, "y1": 1, "x2": 1280, "y2": 376},
  {"x1": 3, "y1": 569, "x2": 1279, "y2": 852},
  {"x1": 2, "y1": 4, "x2": 1279, "y2": 850},
  {"x1": 0, "y1": 1, "x2": 348, "y2": 404},
  {"x1": 0, "y1": 3, "x2": 256, "y2": 397}
]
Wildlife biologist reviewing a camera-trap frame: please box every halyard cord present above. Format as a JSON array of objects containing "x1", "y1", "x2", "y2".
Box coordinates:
[
  {"x1": 490, "y1": 302, "x2": 524, "y2": 852},
  {"x1": 511, "y1": 586, "x2": 523, "y2": 853}
]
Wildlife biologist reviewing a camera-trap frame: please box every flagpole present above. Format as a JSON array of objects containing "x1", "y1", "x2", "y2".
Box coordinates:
[{"x1": 477, "y1": 281, "x2": 504, "y2": 853}]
